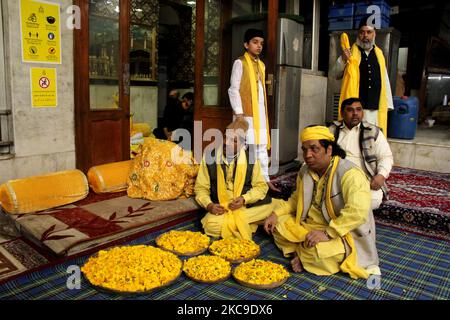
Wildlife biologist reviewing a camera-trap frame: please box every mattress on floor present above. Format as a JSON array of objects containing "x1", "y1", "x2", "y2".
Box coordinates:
[{"x1": 1, "y1": 191, "x2": 201, "y2": 256}]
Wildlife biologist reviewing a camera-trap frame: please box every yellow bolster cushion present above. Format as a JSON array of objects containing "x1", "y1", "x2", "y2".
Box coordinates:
[
  {"x1": 132, "y1": 123, "x2": 151, "y2": 137},
  {"x1": 0, "y1": 169, "x2": 89, "y2": 214},
  {"x1": 87, "y1": 160, "x2": 133, "y2": 194}
]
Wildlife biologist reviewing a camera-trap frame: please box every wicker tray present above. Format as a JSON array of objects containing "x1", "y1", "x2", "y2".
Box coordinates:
[
  {"x1": 155, "y1": 234, "x2": 210, "y2": 257},
  {"x1": 208, "y1": 246, "x2": 260, "y2": 264},
  {"x1": 184, "y1": 271, "x2": 231, "y2": 284},
  {"x1": 232, "y1": 274, "x2": 288, "y2": 290},
  {"x1": 82, "y1": 245, "x2": 182, "y2": 294},
  {"x1": 83, "y1": 269, "x2": 182, "y2": 295}
]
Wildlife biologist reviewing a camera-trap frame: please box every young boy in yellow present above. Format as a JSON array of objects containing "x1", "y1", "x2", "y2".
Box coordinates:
[{"x1": 228, "y1": 28, "x2": 279, "y2": 192}]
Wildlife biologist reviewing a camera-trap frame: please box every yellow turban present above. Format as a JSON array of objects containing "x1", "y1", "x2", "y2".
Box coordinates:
[{"x1": 300, "y1": 126, "x2": 335, "y2": 143}]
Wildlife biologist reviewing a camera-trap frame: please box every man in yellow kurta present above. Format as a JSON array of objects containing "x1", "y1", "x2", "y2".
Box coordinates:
[
  {"x1": 195, "y1": 119, "x2": 275, "y2": 240},
  {"x1": 264, "y1": 126, "x2": 380, "y2": 279}
]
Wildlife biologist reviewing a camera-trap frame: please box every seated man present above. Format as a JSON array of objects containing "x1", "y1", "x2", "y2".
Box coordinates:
[
  {"x1": 264, "y1": 126, "x2": 380, "y2": 279},
  {"x1": 328, "y1": 97, "x2": 393, "y2": 210},
  {"x1": 195, "y1": 119, "x2": 275, "y2": 239}
]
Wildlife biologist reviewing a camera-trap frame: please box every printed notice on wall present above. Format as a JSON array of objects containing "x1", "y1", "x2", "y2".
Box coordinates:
[
  {"x1": 30, "y1": 67, "x2": 57, "y2": 107},
  {"x1": 20, "y1": 0, "x2": 61, "y2": 64}
]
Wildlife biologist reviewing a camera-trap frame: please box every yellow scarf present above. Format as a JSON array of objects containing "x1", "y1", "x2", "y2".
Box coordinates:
[
  {"x1": 338, "y1": 34, "x2": 388, "y2": 134},
  {"x1": 243, "y1": 52, "x2": 271, "y2": 150},
  {"x1": 295, "y1": 156, "x2": 369, "y2": 279},
  {"x1": 216, "y1": 149, "x2": 254, "y2": 240}
]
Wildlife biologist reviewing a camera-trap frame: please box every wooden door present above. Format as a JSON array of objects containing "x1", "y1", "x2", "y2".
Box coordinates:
[
  {"x1": 74, "y1": 0, "x2": 130, "y2": 173},
  {"x1": 193, "y1": 0, "x2": 278, "y2": 152}
]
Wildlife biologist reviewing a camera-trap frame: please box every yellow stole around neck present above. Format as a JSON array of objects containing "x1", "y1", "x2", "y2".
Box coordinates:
[
  {"x1": 216, "y1": 149, "x2": 253, "y2": 240},
  {"x1": 338, "y1": 41, "x2": 388, "y2": 134},
  {"x1": 243, "y1": 52, "x2": 271, "y2": 150},
  {"x1": 295, "y1": 156, "x2": 369, "y2": 279}
]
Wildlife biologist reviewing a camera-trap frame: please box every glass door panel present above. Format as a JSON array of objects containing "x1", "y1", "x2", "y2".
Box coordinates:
[{"x1": 88, "y1": 0, "x2": 120, "y2": 110}]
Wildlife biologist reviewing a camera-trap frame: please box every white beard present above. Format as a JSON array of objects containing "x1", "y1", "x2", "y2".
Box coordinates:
[{"x1": 356, "y1": 38, "x2": 375, "y2": 51}]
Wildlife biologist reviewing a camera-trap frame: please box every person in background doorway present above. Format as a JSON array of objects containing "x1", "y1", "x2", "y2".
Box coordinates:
[
  {"x1": 153, "y1": 90, "x2": 193, "y2": 142},
  {"x1": 228, "y1": 28, "x2": 280, "y2": 192}
]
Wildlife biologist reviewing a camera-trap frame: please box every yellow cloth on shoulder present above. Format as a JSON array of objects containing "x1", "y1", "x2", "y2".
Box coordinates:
[
  {"x1": 323, "y1": 157, "x2": 369, "y2": 279},
  {"x1": 244, "y1": 52, "x2": 271, "y2": 150},
  {"x1": 338, "y1": 33, "x2": 388, "y2": 134},
  {"x1": 216, "y1": 150, "x2": 253, "y2": 240}
]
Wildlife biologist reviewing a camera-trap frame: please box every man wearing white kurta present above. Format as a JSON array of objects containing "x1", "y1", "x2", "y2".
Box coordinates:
[
  {"x1": 329, "y1": 97, "x2": 394, "y2": 210},
  {"x1": 334, "y1": 17, "x2": 394, "y2": 127},
  {"x1": 228, "y1": 28, "x2": 279, "y2": 192}
]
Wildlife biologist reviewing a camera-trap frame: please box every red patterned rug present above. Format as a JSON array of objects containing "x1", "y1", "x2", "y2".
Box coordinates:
[
  {"x1": 270, "y1": 166, "x2": 450, "y2": 241},
  {"x1": 373, "y1": 167, "x2": 450, "y2": 241}
]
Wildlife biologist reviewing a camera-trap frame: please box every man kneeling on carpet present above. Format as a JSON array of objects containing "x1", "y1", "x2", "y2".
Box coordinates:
[
  {"x1": 264, "y1": 125, "x2": 380, "y2": 279},
  {"x1": 328, "y1": 97, "x2": 393, "y2": 210},
  {"x1": 194, "y1": 119, "x2": 276, "y2": 239}
]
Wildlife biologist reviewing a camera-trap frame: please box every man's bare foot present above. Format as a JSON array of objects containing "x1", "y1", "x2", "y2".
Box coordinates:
[
  {"x1": 267, "y1": 181, "x2": 281, "y2": 193},
  {"x1": 290, "y1": 256, "x2": 303, "y2": 273}
]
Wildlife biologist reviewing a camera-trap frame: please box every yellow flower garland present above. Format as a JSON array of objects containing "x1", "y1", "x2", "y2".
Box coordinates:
[
  {"x1": 209, "y1": 238, "x2": 260, "y2": 262},
  {"x1": 156, "y1": 230, "x2": 210, "y2": 255},
  {"x1": 183, "y1": 255, "x2": 231, "y2": 282},
  {"x1": 233, "y1": 259, "x2": 290, "y2": 285},
  {"x1": 81, "y1": 245, "x2": 182, "y2": 292}
]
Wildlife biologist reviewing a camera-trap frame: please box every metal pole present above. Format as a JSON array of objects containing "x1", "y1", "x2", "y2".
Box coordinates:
[{"x1": 312, "y1": 0, "x2": 320, "y2": 71}]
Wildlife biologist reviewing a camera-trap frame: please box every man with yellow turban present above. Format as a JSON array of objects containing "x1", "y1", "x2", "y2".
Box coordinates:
[
  {"x1": 264, "y1": 126, "x2": 380, "y2": 279},
  {"x1": 195, "y1": 119, "x2": 275, "y2": 240},
  {"x1": 335, "y1": 16, "x2": 394, "y2": 134}
]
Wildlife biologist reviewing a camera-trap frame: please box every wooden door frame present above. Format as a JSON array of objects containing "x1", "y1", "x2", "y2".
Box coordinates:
[
  {"x1": 193, "y1": 0, "x2": 278, "y2": 149},
  {"x1": 74, "y1": 0, "x2": 130, "y2": 173}
]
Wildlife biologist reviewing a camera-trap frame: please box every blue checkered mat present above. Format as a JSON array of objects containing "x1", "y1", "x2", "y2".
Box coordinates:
[{"x1": 0, "y1": 219, "x2": 448, "y2": 300}]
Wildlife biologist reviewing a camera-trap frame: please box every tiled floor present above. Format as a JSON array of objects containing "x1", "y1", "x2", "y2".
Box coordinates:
[{"x1": 388, "y1": 124, "x2": 450, "y2": 173}]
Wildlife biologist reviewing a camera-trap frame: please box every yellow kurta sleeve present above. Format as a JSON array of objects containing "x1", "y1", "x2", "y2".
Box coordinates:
[
  {"x1": 327, "y1": 167, "x2": 371, "y2": 237},
  {"x1": 241, "y1": 160, "x2": 269, "y2": 205},
  {"x1": 194, "y1": 157, "x2": 213, "y2": 209},
  {"x1": 273, "y1": 173, "x2": 301, "y2": 217}
]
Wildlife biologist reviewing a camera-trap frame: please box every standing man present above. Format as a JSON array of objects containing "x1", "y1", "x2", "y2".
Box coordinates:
[
  {"x1": 228, "y1": 28, "x2": 280, "y2": 192},
  {"x1": 195, "y1": 119, "x2": 274, "y2": 240},
  {"x1": 264, "y1": 126, "x2": 380, "y2": 279},
  {"x1": 335, "y1": 16, "x2": 394, "y2": 134},
  {"x1": 329, "y1": 97, "x2": 393, "y2": 210}
]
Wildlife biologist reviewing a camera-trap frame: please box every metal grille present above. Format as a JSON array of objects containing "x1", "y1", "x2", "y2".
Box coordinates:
[
  {"x1": 332, "y1": 93, "x2": 340, "y2": 121},
  {"x1": 0, "y1": 110, "x2": 13, "y2": 155}
]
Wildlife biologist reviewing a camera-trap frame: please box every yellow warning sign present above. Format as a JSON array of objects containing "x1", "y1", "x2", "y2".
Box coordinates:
[
  {"x1": 30, "y1": 67, "x2": 57, "y2": 107},
  {"x1": 20, "y1": 0, "x2": 61, "y2": 64}
]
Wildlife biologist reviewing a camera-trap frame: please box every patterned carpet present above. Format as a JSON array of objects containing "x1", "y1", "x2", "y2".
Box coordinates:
[
  {"x1": 373, "y1": 167, "x2": 450, "y2": 241},
  {"x1": 0, "y1": 218, "x2": 448, "y2": 300}
]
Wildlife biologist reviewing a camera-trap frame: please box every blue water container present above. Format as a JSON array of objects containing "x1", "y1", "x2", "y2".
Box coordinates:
[{"x1": 388, "y1": 96, "x2": 419, "y2": 139}]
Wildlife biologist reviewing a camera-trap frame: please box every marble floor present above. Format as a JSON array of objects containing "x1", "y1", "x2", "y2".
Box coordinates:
[{"x1": 388, "y1": 124, "x2": 450, "y2": 172}]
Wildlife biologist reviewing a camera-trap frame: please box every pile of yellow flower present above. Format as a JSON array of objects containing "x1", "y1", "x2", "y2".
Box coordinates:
[
  {"x1": 183, "y1": 255, "x2": 231, "y2": 283},
  {"x1": 156, "y1": 230, "x2": 210, "y2": 255},
  {"x1": 209, "y1": 238, "x2": 260, "y2": 262},
  {"x1": 233, "y1": 259, "x2": 290, "y2": 286},
  {"x1": 81, "y1": 245, "x2": 182, "y2": 292}
]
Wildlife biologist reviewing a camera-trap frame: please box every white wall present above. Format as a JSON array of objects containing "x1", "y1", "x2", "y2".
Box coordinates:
[
  {"x1": 0, "y1": 0, "x2": 75, "y2": 183},
  {"x1": 297, "y1": 71, "x2": 328, "y2": 161}
]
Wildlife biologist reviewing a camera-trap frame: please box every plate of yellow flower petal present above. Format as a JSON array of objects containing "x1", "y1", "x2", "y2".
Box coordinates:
[
  {"x1": 232, "y1": 259, "x2": 290, "y2": 290},
  {"x1": 209, "y1": 238, "x2": 260, "y2": 263},
  {"x1": 81, "y1": 245, "x2": 182, "y2": 294},
  {"x1": 156, "y1": 230, "x2": 210, "y2": 256},
  {"x1": 182, "y1": 255, "x2": 231, "y2": 284}
]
